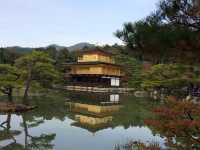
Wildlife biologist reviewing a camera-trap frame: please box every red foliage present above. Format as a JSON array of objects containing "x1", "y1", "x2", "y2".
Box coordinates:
[{"x1": 145, "y1": 97, "x2": 200, "y2": 149}]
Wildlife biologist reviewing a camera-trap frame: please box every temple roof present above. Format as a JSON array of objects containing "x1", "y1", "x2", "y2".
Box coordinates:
[{"x1": 79, "y1": 48, "x2": 113, "y2": 56}]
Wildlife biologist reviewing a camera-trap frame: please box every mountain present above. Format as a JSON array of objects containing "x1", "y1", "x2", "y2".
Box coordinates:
[
  {"x1": 3, "y1": 42, "x2": 95, "y2": 53},
  {"x1": 5, "y1": 46, "x2": 33, "y2": 53},
  {"x1": 47, "y1": 44, "x2": 66, "y2": 51},
  {"x1": 67, "y1": 42, "x2": 95, "y2": 51},
  {"x1": 48, "y1": 42, "x2": 95, "y2": 51}
]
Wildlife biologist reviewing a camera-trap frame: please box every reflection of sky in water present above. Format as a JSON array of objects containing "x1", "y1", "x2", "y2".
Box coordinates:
[{"x1": 0, "y1": 114, "x2": 165, "y2": 150}]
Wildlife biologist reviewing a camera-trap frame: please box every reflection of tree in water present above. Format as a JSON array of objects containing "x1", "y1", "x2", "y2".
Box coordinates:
[
  {"x1": 0, "y1": 113, "x2": 21, "y2": 144},
  {"x1": 25, "y1": 134, "x2": 56, "y2": 150},
  {"x1": 0, "y1": 113, "x2": 24, "y2": 150},
  {"x1": 1, "y1": 143, "x2": 24, "y2": 150},
  {"x1": 21, "y1": 114, "x2": 56, "y2": 150},
  {"x1": 112, "y1": 96, "x2": 159, "y2": 128},
  {"x1": 27, "y1": 95, "x2": 67, "y2": 121},
  {"x1": 0, "y1": 113, "x2": 56, "y2": 150},
  {"x1": 0, "y1": 93, "x2": 67, "y2": 150}
]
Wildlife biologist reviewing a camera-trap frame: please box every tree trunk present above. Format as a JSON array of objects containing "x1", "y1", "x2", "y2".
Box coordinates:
[
  {"x1": 22, "y1": 115, "x2": 28, "y2": 148},
  {"x1": 6, "y1": 113, "x2": 11, "y2": 130},
  {"x1": 23, "y1": 70, "x2": 32, "y2": 105},
  {"x1": 7, "y1": 88, "x2": 13, "y2": 103}
]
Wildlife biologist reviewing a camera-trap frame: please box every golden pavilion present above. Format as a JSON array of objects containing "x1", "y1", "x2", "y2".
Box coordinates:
[{"x1": 66, "y1": 49, "x2": 123, "y2": 87}]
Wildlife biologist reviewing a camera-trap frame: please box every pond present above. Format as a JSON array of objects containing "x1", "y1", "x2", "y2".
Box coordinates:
[{"x1": 0, "y1": 91, "x2": 165, "y2": 150}]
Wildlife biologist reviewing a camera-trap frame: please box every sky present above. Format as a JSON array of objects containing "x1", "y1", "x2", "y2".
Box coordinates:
[{"x1": 0, "y1": 0, "x2": 158, "y2": 47}]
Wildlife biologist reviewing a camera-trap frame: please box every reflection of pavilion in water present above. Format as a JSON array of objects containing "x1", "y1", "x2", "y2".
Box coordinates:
[{"x1": 66, "y1": 92, "x2": 123, "y2": 133}]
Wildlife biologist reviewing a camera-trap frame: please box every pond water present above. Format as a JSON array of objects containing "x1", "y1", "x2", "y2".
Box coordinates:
[{"x1": 0, "y1": 91, "x2": 165, "y2": 150}]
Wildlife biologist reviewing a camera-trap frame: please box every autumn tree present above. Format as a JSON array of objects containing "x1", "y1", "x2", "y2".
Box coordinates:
[
  {"x1": 145, "y1": 97, "x2": 200, "y2": 149},
  {"x1": 15, "y1": 51, "x2": 59, "y2": 104}
]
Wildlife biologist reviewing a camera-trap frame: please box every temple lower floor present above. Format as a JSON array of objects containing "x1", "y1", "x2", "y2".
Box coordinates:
[{"x1": 67, "y1": 75, "x2": 121, "y2": 87}]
